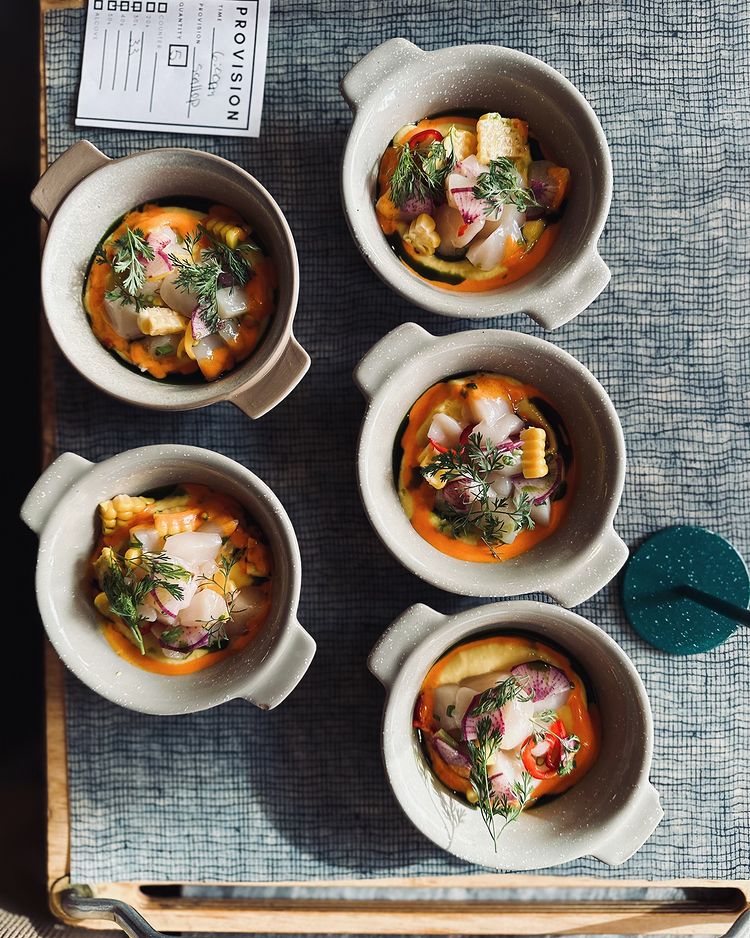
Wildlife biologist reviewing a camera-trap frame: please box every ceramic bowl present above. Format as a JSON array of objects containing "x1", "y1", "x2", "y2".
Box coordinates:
[
  {"x1": 31, "y1": 141, "x2": 309, "y2": 418},
  {"x1": 20, "y1": 446, "x2": 316, "y2": 714},
  {"x1": 355, "y1": 323, "x2": 628, "y2": 607},
  {"x1": 369, "y1": 600, "x2": 662, "y2": 870},
  {"x1": 340, "y1": 39, "x2": 612, "y2": 330}
]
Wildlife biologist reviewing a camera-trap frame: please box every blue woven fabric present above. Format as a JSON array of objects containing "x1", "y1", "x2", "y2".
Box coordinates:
[{"x1": 44, "y1": 1, "x2": 749, "y2": 883}]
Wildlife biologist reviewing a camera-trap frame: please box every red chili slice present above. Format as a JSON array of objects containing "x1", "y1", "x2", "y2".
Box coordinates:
[
  {"x1": 521, "y1": 719, "x2": 568, "y2": 780},
  {"x1": 427, "y1": 436, "x2": 449, "y2": 454},
  {"x1": 409, "y1": 129, "x2": 443, "y2": 149},
  {"x1": 413, "y1": 693, "x2": 432, "y2": 731}
]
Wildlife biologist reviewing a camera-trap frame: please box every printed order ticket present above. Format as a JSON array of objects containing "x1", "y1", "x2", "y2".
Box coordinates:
[{"x1": 76, "y1": 0, "x2": 270, "y2": 136}]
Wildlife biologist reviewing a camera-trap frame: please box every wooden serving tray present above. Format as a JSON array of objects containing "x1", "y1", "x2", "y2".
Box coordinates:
[
  {"x1": 43, "y1": 646, "x2": 750, "y2": 934},
  {"x1": 38, "y1": 0, "x2": 749, "y2": 933}
]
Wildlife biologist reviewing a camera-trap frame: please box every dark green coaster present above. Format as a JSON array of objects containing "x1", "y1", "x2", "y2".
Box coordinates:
[{"x1": 622, "y1": 526, "x2": 750, "y2": 654}]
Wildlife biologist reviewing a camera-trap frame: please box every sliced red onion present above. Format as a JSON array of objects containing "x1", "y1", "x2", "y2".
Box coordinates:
[
  {"x1": 532, "y1": 455, "x2": 562, "y2": 505},
  {"x1": 498, "y1": 438, "x2": 523, "y2": 453},
  {"x1": 432, "y1": 732, "x2": 471, "y2": 769},
  {"x1": 462, "y1": 693, "x2": 504, "y2": 743},
  {"x1": 150, "y1": 590, "x2": 177, "y2": 619},
  {"x1": 191, "y1": 307, "x2": 212, "y2": 340},
  {"x1": 158, "y1": 628, "x2": 210, "y2": 653},
  {"x1": 510, "y1": 661, "x2": 573, "y2": 705}
]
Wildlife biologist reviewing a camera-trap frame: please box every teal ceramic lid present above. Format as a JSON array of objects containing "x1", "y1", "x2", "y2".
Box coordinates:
[{"x1": 622, "y1": 525, "x2": 750, "y2": 654}]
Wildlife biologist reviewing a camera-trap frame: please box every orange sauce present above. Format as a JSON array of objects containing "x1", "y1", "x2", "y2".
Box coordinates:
[
  {"x1": 376, "y1": 115, "x2": 565, "y2": 291},
  {"x1": 91, "y1": 483, "x2": 273, "y2": 675},
  {"x1": 418, "y1": 634, "x2": 600, "y2": 804},
  {"x1": 84, "y1": 203, "x2": 276, "y2": 381},
  {"x1": 398, "y1": 373, "x2": 575, "y2": 563}
]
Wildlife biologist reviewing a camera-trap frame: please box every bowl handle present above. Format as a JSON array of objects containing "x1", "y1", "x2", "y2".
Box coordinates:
[
  {"x1": 340, "y1": 38, "x2": 424, "y2": 110},
  {"x1": 368, "y1": 603, "x2": 447, "y2": 689},
  {"x1": 20, "y1": 452, "x2": 94, "y2": 536},
  {"x1": 354, "y1": 322, "x2": 433, "y2": 400},
  {"x1": 526, "y1": 248, "x2": 611, "y2": 331},
  {"x1": 31, "y1": 140, "x2": 111, "y2": 222},
  {"x1": 545, "y1": 525, "x2": 629, "y2": 608},
  {"x1": 591, "y1": 782, "x2": 663, "y2": 865},
  {"x1": 228, "y1": 334, "x2": 310, "y2": 419},
  {"x1": 238, "y1": 619, "x2": 316, "y2": 710}
]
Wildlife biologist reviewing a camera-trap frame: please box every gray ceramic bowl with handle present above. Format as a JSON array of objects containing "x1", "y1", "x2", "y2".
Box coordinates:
[
  {"x1": 369, "y1": 600, "x2": 663, "y2": 871},
  {"x1": 355, "y1": 323, "x2": 628, "y2": 607},
  {"x1": 341, "y1": 39, "x2": 612, "y2": 330},
  {"x1": 20, "y1": 445, "x2": 316, "y2": 714},
  {"x1": 32, "y1": 141, "x2": 310, "y2": 418}
]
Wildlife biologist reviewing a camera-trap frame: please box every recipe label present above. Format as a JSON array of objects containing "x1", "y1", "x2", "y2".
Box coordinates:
[{"x1": 75, "y1": 0, "x2": 270, "y2": 137}]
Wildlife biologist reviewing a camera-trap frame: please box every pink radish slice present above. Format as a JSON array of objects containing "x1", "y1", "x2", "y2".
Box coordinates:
[
  {"x1": 191, "y1": 307, "x2": 212, "y2": 340},
  {"x1": 432, "y1": 733, "x2": 471, "y2": 769},
  {"x1": 462, "y1": 693, "x2": 504, "y2": 743},
  {"x1": 510, "y1": 661, "x2": 573, "y2": 704},
  {"x1": 447, "y1": 173, "x2": 485, "y2": 224},
  {"x1": 488, "y1": 772, "x2": 514, "y2": 799}
]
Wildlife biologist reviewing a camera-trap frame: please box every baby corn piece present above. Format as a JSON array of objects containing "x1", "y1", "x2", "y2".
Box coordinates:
[
  {"x1": 93, "y1": 591, "x2": 113, "y2": 619},
  {"x1": 476, "y1": 113, "x2": 529, "y2": 163},
  {"x1": 519, "y1": 427, "x2": 547, "y2": 479},
  {"x1": 204, "y1": 214, "x2": 250, "y2": 250},
  {"x1": 99, "y1": 494, "x2": 155, "y2": 534},
  {"x1": 137, "y1": 307, "x2": 187, "y2": 336}
]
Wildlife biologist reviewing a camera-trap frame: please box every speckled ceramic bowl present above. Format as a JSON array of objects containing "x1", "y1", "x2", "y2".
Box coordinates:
[
  {"x1": 341, "y1": 39, "x2": 612, "y2": 330},
  {"x1": 369, "y1": 600, "x2": 662, "y2": 871},
  {"x1": 355, "y1": 323, "x2": 628, "y2": 607},
  {"x1": 31, "y1": 141, "x2": 309, "y2": 418},
  {"x1": 20, "y1": 446, "x2": 316, "y2": 714}
]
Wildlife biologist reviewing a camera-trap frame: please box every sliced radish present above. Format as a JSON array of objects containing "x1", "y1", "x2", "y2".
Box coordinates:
[
  {"x1": 433, "y1": 203, "x2": 485, "y2": 253},
  {"x1": 510, "y1": 660, "x2": 574, "y2": 712},
  {"x1": 461, "y1": 693, "x2": 504, "y2": 743},
  {"x1": 488, "y1": 772, "x2": 514, "y2": 799},
  {"x1": 446, "y1": 173, "x2": 485, "y2": 224}
]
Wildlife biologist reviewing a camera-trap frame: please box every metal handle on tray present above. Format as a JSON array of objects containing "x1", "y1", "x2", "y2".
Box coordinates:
[{"x1": 58, "y1": 885, "x2": 165, "y2": 938}]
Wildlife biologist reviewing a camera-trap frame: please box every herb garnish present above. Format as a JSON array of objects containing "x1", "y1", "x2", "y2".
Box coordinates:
[
  {"x1": 529, "y1": 709, "x2": 581, "y2": 776},
  {"x1": 99, "y1": 548, "x2": 191, "y2": 655},
  {"x1": 473, "y1": 158, "x2": 539, "y2": 216},
  {"x1": 465, "y1": 676, "x2": 536, "y2": 848},
  {"x1": 422, "y1": 432, "x2": 535, "y2": 556},
  {"x1": 195, "y1": 547, "x2": 246, "y2": 649},
  {"x1": 389, "y1": 133, "x2": 456, "y2": 208},
  {"x1": 169, "y1": 226, "x2": 256, "y2": 336},
  {"x1": 95, "y1": 226, "x2": 156, "y2": 309}
]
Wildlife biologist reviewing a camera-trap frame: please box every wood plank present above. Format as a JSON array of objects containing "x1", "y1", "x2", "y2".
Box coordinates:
[{"x1": 51, "y1": 879, "x2": 750, "y2": 936}]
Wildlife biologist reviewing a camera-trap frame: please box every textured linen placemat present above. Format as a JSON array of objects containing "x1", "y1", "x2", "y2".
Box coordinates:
[{"x1": 43, "y1": 1, "x2": 749, "y2": 883}]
